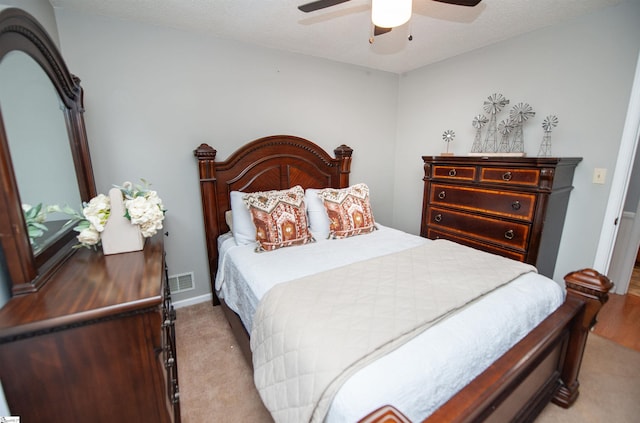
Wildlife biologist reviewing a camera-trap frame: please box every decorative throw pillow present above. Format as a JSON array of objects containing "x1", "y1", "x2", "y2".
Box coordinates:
[
  {"x1": 242, "y1": 185, "x2": 314, "y2": 252},
  {"x1": 317, "y1": 183, "x2": 376, "y2": 239}
]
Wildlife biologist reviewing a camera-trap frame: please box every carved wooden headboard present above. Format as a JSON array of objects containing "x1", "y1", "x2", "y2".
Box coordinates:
[{"x1": 194, "y1": 135, "x2": 353, "y2": 302}]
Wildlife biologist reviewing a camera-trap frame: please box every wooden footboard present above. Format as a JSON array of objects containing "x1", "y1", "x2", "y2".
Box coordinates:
[
  {"x1": 217, "y1": 268, "x2": 612, "y2": 423},
  {"x1": 360, "y1": 268, "x2": 613, "y2": 423}
]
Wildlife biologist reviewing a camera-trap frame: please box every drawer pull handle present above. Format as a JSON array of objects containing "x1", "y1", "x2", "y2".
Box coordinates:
[
  {"x1": 504, "y1": 230, "x2": 515, "y2": 240},
  {"x1": 448, "y1": 169, "x2": 457, "y2": 177},
  {"x1": 434, "y1": 214, "x2": 442, "y2": 223},
  {"x1": 511, "y1": 201, "x2": 521, "y2": 210},
  {"x1": 438, "y1": 191, "x2": 446, "y2": 200},
  {"x1": 502, "y1": 172, "x2": 512, "y2": 181}
]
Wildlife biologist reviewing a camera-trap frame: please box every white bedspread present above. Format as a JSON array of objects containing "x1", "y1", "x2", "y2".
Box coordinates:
[
  {"x1": 215, "y1": 225, "x2": 565, "y2": 422},
  {"x1": 216, "y1": 225, "x2": 427, "y2": 332}
]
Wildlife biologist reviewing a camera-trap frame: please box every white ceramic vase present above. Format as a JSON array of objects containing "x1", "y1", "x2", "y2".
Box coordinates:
[{"x1": 101, "y1": 187, "x2": 144, "y2": 255}]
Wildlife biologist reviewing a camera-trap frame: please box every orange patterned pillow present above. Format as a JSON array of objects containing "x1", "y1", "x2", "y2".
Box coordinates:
[
  {"x1": 317, "y1": 183, "x2": 376, "y2": 239},
  {"x1": 242, "y1": 185, "x2": 314, "y2": 252}
]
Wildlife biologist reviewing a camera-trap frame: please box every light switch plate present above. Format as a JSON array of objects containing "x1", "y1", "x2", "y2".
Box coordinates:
[{"x1": 593, "y1": 168, "x2": 607, "y2": 184}]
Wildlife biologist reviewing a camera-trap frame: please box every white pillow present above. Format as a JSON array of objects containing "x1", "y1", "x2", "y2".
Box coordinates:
[
  {"x1": 230, "y1": 191, "x2": 256, "y2": 245},
  {"x1": 224, "y1": 210, "x2": 233, "y2": 231},
  {"x1": 305, "y1": 188, "x2": 331, "y2": 239}
]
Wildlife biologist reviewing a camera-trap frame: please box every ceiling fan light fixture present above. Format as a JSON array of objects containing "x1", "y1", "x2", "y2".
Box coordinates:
[{"x1": 371, "y1": 0, "x2": 412, "y2": 29}]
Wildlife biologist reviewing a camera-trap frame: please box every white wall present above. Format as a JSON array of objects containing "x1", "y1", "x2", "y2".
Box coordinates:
[
  {"x1": 53, "y1": 10, "x2": 399, "y2": 302},
  {"x1": 393, "y1": 1, "x2": 640, "y2": 283},
  {"x1": 51, "y1": 1, "x2": 640, "y2": 300},
  {"x1": 0, "y1": 0, "x2": 59, "y2": 46}
]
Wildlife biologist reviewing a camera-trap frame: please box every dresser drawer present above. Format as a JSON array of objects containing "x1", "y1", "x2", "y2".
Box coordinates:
[
  {"x1": 429, "y1": 184, "x2": 536, "y2": 222},
  {"x1": 480, "y1": 167, "x2": 541, "y2": 187},
  {"x1": 432, "y1": 164, "x2": 476, "y2": 181},
  {"x1": 427, "y1": 228, "x2": 526, "y2": 262},
  {"x1": 427, "y1": 206, "x2": 530, "y2": 251}
]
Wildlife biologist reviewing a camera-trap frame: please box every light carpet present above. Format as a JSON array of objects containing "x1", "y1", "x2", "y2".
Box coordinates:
[{"x1": 176, "y1": 301, "x2": 640, "y2": 423}]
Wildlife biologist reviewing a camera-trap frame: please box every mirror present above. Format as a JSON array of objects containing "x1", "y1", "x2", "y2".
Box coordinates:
[
  {"x1": 0, "y1": 8, "x2": 96, "y2": 295},
  {"x1": 0, "y1": 50, "x2": 82, "y2": 255}
]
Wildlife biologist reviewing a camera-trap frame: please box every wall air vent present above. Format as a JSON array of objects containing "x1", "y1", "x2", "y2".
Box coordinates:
[{"x1": 168, "y1": 272, "x2": 195, "y2": 294}]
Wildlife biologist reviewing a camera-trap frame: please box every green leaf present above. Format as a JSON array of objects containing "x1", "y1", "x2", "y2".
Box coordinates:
[
  {"x1": 31, "y1": 222, "x2": 48, "y2": 231},
  {"x1": 27, "y1": 227, "x2": 44, "y2": 238}
]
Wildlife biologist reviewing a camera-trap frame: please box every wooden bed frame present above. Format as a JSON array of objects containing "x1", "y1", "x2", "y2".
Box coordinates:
[{"x1": 194, "y1": 135, "x2": 613, "y2": 423}]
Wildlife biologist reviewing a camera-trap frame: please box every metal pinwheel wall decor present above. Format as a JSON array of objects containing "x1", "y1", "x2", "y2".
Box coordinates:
[
  {"x1": 538, "y1": 115, "x2": 559, "y2": 157},
  {"x1": 442, "y1": 129, "x2": 455, "y2": 155},
  {"x1": 440, "y1": 93, "x2": 560, "y2": 157},
  {"x1": 469, "y1": 93, "x2": 537, "y2": 156}
]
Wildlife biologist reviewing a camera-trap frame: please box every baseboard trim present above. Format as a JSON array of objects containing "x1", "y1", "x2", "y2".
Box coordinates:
[{"x1": 173, "y1": 293, "x2": 213, "y2": 309}]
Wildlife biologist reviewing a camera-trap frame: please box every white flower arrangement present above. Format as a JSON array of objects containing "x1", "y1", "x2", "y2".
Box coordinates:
[
  {"x1": 118, "y1": 180, "x2": 166, "y2": 238},
  {"x1": 55, "y1": 179, "x2": 165, "y2": 249}
]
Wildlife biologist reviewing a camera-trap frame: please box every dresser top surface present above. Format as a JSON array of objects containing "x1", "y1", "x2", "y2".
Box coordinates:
[
  {"x1": 422, "y1": 155, "x2": 583, "y2": 166},
  {"x1": 0, "y1": 236, "x2": 164, "y2": 337}
]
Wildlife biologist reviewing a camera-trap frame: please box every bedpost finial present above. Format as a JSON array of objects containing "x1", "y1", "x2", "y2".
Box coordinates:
[
  {"x1": 194, "y1": 143, "x2": 217, "y2": 160},
  {"x1": 334, "y1": 144, "x2": 352, "y2": 186},
  {"x1": 564, "y1": 268, "x2": 614, "y2": 330},
  {"x1": 334, "y1": 144, "x2": 353, "y2": 158},
  {"x1": 564, "y1": 268, "x2": 614, "y2": 298}
]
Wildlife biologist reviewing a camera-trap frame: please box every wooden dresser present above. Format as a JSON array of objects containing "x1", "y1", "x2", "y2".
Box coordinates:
[
  {"x1": 421, "y1": 156, "x2": 581, "y2": 277},
  {"x1": 0, "y1": 235, "x2": 180, "y2": 423}
]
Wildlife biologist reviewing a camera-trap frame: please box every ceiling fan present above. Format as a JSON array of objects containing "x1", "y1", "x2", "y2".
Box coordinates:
[{"x1": 298, "y1": 0, "x2": 483, "y2": 40}]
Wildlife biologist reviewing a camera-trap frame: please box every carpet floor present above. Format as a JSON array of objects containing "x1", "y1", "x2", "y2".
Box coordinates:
[{"x1": 176, "y1": 301, "x2": 640, "y2": 423}]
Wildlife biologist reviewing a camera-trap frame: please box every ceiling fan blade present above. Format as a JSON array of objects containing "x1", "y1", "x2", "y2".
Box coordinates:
[
  {"x1": 374, "y1": 26, "x2": 392, "y2": 36},
  {"x1": 432, "y1": 0, "x2": 482, "y2": 6},
  {"x1": 298, "y1": 0, "x2": 352, "y2": 13}
]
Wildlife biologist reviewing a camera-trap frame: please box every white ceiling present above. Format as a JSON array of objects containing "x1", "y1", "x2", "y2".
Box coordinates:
[{"x1": 50, "y1": 0, "x2": 625, "y2": 74}]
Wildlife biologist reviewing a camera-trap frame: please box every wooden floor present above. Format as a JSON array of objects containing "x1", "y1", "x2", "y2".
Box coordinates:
[{"x1": 593, "y1": 267, "x2": 640, "y2": 352}]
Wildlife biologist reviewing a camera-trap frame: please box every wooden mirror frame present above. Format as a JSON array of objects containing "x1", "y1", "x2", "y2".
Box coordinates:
[{"x1": 0, "y1": 8, "x2": 96, "y2": 295}]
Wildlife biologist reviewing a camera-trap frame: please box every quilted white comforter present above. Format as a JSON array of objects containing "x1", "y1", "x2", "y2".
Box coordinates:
[{"x1": 250, "y1": 239, "x2": 537, "y2": 423}]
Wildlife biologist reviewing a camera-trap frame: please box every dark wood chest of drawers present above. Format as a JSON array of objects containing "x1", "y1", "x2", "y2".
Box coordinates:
[
  {"x1": 421, "y1": 156, "x2": 581, "y2": 277},
  {"x1": 0, "y1": 235, "x2": 180, "y2": 423}
]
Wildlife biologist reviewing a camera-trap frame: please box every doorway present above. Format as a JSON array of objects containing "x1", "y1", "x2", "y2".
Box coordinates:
[
  {"x1": 607, "y1": 143, "x2": 640, "y2": 295},
  {"x1": 595, "y1": 51, "x2": 640, "y2": 293},
  {"x1": 592, "y1": 52, "x2": 640, "y2": 351}
]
